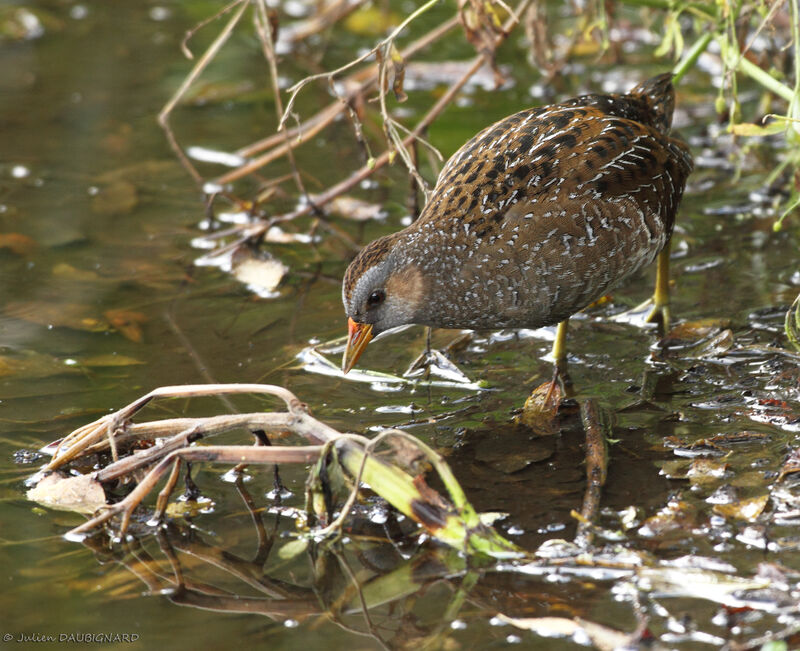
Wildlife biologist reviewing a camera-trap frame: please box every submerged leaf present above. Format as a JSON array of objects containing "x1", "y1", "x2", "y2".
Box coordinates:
[
  {"x1": 27, "y1": 473, "x2": 106, "y2": 514},
  {"x1": 474, "y1": 434, "x2": 549, "y2": 474},
  {"x1": 81, "y1": 354, "x2": 144, "y2": 367},
  {"x1": 52, "y1": 262, "x2": 100, "y2": 281},
  {"x1": 0, "y1": 351, "x2": 79, "y2": 379},
  {"x1": 278, "y1": 538, "x2": 309, "y2": 560},
  {"x1": 91, "y1": 180, "x2": 138, "y2": 215},
  {"x1": 5, "y1": 301, "x2": 110, "y2": 332},
  {"x1": 165, "y1": 498, "x2": 214, "y2": 518},
  {"x1": 0, "y1": 232, "x2": 37, "y2": 255},
  {"x1": 104, "y1": 309, "x2": 148, "y2": 343}
]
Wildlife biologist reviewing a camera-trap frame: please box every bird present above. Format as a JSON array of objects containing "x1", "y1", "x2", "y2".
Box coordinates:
[{"x1": 341, "y1": 73, "x2": 693, "y2": 374}]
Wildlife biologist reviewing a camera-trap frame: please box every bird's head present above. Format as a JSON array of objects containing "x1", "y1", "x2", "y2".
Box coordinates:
[{"x1": 341, "y1": 234, "x2": 425, "y2": 373}]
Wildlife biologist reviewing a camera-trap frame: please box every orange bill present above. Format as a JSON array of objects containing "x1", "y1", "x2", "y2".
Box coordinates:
[{"x1": 342, "y1": 318, "x2": 373, "y2": 374}]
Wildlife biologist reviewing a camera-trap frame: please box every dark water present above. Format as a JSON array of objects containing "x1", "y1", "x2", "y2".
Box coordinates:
[{"x1": 2, "y1": 2, "x2": 799, "y2": 649}]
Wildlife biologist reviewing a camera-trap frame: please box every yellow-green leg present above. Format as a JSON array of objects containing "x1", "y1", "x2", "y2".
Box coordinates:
[
  {"x1": 543, "y1": 319, "x2": 570, "y2": 407},
  {"x1": 645, "y1": 240, "x2": 671, "y2": 329},
  {"x1": 551, "y1": 318, "x2": 569, "y2": 362}
]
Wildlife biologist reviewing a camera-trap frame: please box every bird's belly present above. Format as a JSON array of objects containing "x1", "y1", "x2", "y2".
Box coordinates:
[{"x1": 431, "y1": 198, "x2": 666, "y2": 330}]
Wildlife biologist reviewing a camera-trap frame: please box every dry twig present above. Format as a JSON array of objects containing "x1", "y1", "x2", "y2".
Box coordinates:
[{"x1": 38, "y1": 383, "x2": 519, "y2": 557}]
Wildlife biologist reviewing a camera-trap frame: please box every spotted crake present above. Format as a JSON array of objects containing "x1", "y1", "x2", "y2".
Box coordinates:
[{"x1": 341, "y1": 74, "x2": 693, "y2": 372}]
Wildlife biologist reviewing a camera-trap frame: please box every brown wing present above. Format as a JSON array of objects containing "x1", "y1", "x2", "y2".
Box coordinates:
[{"x1": 420, "y1": 103, "x2": 692, "y2": 244}]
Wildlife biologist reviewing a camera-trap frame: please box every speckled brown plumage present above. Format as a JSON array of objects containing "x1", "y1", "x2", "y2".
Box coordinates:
[{"x1": 342, "y1": 74, "x2": 693, "y2": 348}]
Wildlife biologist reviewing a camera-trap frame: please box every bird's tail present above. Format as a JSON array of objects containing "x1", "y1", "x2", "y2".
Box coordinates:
[{"x1": 628, "y1": 73, "x2": 675, "y2": 134}]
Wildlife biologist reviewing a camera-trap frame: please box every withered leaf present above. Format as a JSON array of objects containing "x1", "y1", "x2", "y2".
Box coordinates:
[
  {"x1": 457, "y1": 0, "x2": 507, "y2": 87},
  {"x1": 515, "y1": 380, "x2": 561, "y2": 435},
  {"x1": 27, "y1": 473, "x2": 106, "y2": 514},
  {"x1": 713, "y1": 495, "x2": 769, "y2": 522},
  {"x1": 388, "y1": 43, "x2": 407, "y2": 102}
]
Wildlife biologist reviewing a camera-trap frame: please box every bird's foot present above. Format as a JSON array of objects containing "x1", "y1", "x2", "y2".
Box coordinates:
[
  {"x1": 536, "y1": 360, "x2": 572, "y2": 409},
  {"x1": 644, "y1": 299, "x2": 671, "y2": 332},
  {"x1": 612, "y1": 297, "x2": 670, "y2": 335},
  {"x1": 404, "y1": 347, "x2": 473, "y2": 385},
  {"x1": 611, "y1": 296, "x2": 659, "y2": 326}
]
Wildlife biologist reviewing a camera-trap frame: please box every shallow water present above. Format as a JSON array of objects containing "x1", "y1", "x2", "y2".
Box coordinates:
[{"x1": 2, "y1": 2, "x2": 800, "y2": 649}]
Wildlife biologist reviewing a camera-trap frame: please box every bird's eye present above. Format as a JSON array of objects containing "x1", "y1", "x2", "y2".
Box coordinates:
[{"x1": 367, "y1": 289, "x2": 385, "y2": 307}]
